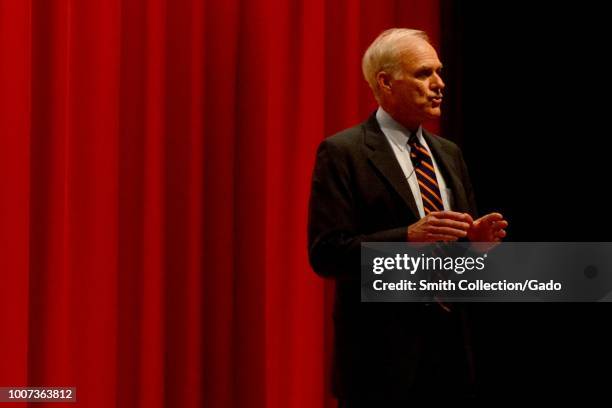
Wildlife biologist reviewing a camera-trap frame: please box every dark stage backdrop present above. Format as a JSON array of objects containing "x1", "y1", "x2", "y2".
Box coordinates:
[
  {"x1": 0, "y1": 1, "x2": 441, "y2": 407},
  {"x1": 440, "y1": 1, "x2": 612, "y2": 401}
]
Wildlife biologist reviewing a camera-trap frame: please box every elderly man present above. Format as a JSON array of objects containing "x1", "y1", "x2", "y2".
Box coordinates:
[{"x1": 308, "y1": 28, "x2": 507, "y2": 406}]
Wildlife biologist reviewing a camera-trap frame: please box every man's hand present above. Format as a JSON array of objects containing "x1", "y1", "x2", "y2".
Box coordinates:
[
  {"x1": 407, "y1": 211, "x2": 473, "y2": 242},
  {"x1": 467, "y1": 212, "x2": 508, "y2": 242}
]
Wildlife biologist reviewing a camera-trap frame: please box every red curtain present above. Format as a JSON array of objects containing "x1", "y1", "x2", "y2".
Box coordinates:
[{"x1": 0, "y1": 1, "x2": 439, "y2": 407}]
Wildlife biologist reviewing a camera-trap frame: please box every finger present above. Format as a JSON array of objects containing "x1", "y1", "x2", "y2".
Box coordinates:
[
  {"x1": 428, "y1": 226, "x2": 468, "y2": 238},
  {"x1": 431, "y1": 218, "x2": 471, "y2": 231},
  {"x1": 432, "y1": 211, "x2": 473, "y2": 223},
  {"x1": 490, "y1": 223, "x2": 508, "y2": 234},
  {"x1": 489, "y1": 221, "x2": 508, "y2": 234},
  {"x1": 426, "y1": 233, "x2": 459, "y2": 242},
  {"x1": 493, "y1": 220, "x2": 509, "y2": 230},
  {"x1": 479, "y1": 212, "x2": 504, "y2": 224},
  {"x1": 496, "y1": 229, "x2": 507, "y2": 238}
]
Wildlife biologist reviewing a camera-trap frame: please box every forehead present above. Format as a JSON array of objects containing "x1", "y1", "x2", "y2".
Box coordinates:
[{"x1": 397, "y1": 38, "x2": 441, "y2": 70}]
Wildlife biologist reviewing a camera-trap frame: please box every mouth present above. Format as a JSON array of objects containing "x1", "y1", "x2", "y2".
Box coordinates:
[{"x1": 430, "y1": 96, "x2": 443, "y2": 106}]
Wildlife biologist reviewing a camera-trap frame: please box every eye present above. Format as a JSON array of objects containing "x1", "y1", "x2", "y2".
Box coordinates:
[{"x1": 415, "y1": 68, "x2": 433, "y2": 79}]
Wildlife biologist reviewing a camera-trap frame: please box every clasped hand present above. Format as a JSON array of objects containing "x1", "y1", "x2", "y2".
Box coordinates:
[{"x1": 407, "y1": 210, "x2": 508, "y2": 243}]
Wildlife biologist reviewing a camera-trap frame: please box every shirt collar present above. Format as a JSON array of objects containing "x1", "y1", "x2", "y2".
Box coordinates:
[{"x1": 375, "y1": 107, "x2": 423, "y2": 151}]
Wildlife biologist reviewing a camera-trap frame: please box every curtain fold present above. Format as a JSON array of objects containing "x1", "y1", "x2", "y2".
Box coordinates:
[{"x1": 0, "y1": 1, "x2": 439, "y2": 407}]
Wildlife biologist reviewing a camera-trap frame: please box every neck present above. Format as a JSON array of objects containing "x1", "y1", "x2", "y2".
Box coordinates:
[{"x1": 380, "y1": 105, "x2": 421, "y2": 132}]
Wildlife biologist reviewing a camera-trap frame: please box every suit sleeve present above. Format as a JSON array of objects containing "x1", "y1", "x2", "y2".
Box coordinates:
[
  {"x1": 457, "y1": 148, "x2": 478, "y2": 218},
  {"x1": 307, "y1": 139, "x2": 407, "y2": 280}
]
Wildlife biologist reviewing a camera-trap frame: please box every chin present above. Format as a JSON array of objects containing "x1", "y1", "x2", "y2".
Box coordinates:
[{"x1": 425, "y1": 108, "x2": 442, "y2": 119}]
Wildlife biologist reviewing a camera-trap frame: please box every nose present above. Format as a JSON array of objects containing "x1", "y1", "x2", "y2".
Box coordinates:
[{"x1": 431, "y1": 72, "x2": 445, "y2": 92}]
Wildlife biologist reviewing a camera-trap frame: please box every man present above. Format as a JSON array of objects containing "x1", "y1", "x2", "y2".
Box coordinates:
[{"x1": 308, "y1": 28, "x2": 508, "y2": 406}]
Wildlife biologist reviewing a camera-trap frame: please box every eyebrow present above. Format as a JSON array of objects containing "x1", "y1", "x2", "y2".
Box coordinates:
[{"x1": 415, "y1": 63, "x2": 443, "y2": 71}]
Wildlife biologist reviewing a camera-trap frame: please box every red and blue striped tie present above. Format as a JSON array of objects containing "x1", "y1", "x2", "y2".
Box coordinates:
[
  {"x1": 409, "y1": 134, "x2": 452, "y2": 311},
  {"x1": 408, "y1": 134, "x2": 444, "y2": 214}
]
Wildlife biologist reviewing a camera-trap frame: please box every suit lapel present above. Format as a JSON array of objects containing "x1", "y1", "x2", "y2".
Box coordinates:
[{"x1": 363, "y1": 114, "x2": 421, "y2": 219}]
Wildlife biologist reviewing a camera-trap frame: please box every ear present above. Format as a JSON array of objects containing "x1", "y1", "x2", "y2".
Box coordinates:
[{"x1": 376, "y1": 71, "x2": 393, "y2": 95}]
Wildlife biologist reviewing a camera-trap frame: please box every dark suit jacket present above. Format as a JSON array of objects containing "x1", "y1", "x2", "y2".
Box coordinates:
[{"x1": 308, "y1": 112, "x2": 478, "y2": 401}]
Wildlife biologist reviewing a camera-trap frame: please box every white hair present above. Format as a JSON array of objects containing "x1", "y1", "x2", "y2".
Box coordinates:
[{"x1": 361, "y1": 28, "x2": 430, "y2": 101}]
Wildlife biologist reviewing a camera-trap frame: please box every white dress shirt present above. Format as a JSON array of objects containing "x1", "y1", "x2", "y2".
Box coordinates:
[{"x1": 376, "y1": 107, "x2": 451, "y2": 218}]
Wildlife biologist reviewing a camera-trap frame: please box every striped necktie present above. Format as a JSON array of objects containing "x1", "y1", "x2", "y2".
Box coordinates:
[
  {"x1": 408, "y1": 133, "x2": 444, "y2": 214},
  {"x1": 409, "y1": 134, "x2": 452, "y2": 311}
]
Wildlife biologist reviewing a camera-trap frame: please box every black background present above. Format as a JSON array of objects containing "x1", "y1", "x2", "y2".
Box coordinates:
[{"x1": 440, "y1": 1, "x2": 612, "y2": 401}]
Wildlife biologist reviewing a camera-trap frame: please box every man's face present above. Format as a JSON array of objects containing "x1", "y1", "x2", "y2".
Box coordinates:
[{"x1": 386, "y1": 38, "x2": 445, "y2": 128}]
